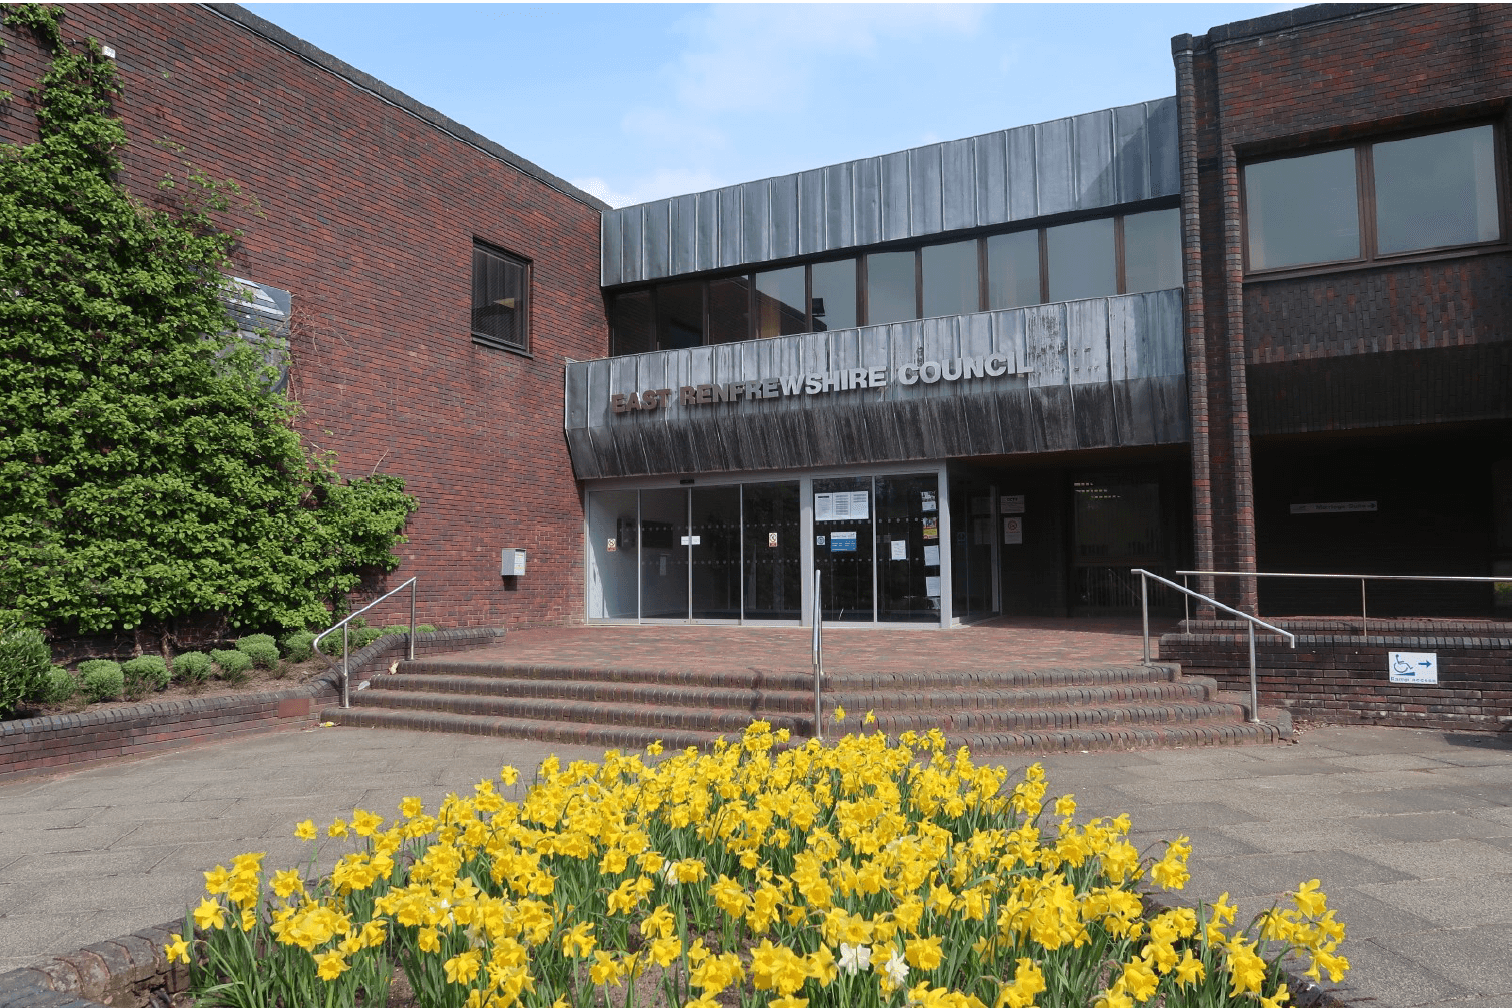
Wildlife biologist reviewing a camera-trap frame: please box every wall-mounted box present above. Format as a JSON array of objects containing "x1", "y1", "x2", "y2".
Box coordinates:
[{"x1": 501, "y1": 549, "x2": 527, "y2": 577}]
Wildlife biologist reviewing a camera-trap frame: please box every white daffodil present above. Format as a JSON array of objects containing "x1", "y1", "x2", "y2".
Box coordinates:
[
  {"x1": 839, "y1": 942, "x2": 872, "y2": 976},
  {"x1": 882, "y1": 947, "x2": 909, "y2": 986}
]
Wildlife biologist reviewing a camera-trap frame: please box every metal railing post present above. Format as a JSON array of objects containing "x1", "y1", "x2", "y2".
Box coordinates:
[
  {"x1": 812, "y1": 569, "x2": 823, "y2": 742},
  {"x1": 409, "y1": 579, "x2": 417, "y2": 661},
  {"x1": 1360, "y1": 577, "x2": 1368, "y2": 637},
  {"x1": 312, "y1": 576, "x2": 420, "y2": 713},
  {"x1": 341, "y1": 623, "x2": 350, "y2": 709},
  {"x1": 1140, "y1": 572, "x2": 1152, "y2": 666},
  {"x1": 1247, "y1": 620, "x2": 1259, "y2": 723}
]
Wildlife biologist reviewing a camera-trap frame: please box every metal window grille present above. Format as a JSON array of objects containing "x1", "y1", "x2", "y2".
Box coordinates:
[{"x1": 471, "y1": 242, "x2": 529, "y2": 352}]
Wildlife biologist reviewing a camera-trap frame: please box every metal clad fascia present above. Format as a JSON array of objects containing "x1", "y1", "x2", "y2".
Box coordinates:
[
  {"x1": 1006, "y1": 125, "x2": 1039, "y2": 221},
  {"x1": 852, "y1": 157, "x2": 882, "y2": 247},
  {"x1": 1146, "y1": 97, "x2": 1180, "y2": 197},
  {"x1": 880, "y1": 150, "x2": 912, "y2": 242},
  {"x1": 619, "y1": 204, "x2": 645, "y2": 286},
  {"x1": 1112, "y1": 103, "x2": 1150, "y2": 205},
  {"x1": 1064, "y1": 298, "x2": 1110, "y2": 387},
  {"x1": 975, "y1": 130, "x2": 1009, "y2": 227},
  {"x1": 695, "y1": 190, "x2": 720, "y2": 273},
  {"x1": 669, "y1": 194, "x2": 697, "y2": 277},
  {"x1": 741, "y1": 178, "x2": 771, "y2": 265},
  {"x1": 769, "y1": 173, "x2": 799, "y2": 262},
  {"x1": 644, "y1": 200, "x2": 671, "y2": 280},
  {"x1": 824, "y1": 161, "x2": 855, "y2": 250},
  {"x1": 1107, "y1": 295, "x2": 1134, "y2": 383},
  {"x1": 565, "y1": 359, "x2": 590, "y2": 430},
  {"x1": 1074, "y1": 108, "x2": 1117, "y2": 211},
  {"x1": 601, "y1": 209, "x2": 623, "y2": 287},
  {"x1": 1034, "y1": 117, "x2": 1075, "y2": 217},
  {"x1": 908, "y1": 143, "x2": 943, "y2": 238},
  {"x1": 940, "y1": 137, "x2": 977, "y2": 233},
  {"x1": 1024, "y1": 303, "x2": 1067, "y2": 387},
  {"x1": 717, "y1": 185, "x2": 744, "y2": 268},
  {"x1": 798, "y1": 169, "x2": 827, "y2": 256}
]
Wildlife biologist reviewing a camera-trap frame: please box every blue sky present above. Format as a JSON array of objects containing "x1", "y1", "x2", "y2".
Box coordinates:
[{"x1": 243, "y1": 3, "x2": 1295, "y2": 207}]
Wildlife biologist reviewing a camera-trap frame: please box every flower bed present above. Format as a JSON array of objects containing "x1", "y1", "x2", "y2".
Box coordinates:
[{"x1": 173, "y1": 722, "x2": 1349, "y2": 1008}]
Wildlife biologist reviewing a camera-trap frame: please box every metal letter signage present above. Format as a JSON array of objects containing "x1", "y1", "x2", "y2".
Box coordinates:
[{"x1": 608, "y1": 354, "x2": 1028, "y2": 414}]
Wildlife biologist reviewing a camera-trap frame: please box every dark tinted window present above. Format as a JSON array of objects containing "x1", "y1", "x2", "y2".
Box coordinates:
[
  {"x1": 921, "y1": 240, "x2": 979, "y2": 318},
  {"x1": 866, "y1": 251, "x2": 916, "y2": 324},
  {"x1": 1374, "y1": 125, "x2": 1500, "y2": 255},
  {"x1": 471, "y1": 242, "x2": 529, "y2": 352},
  {"x1": 609, "y1": 290, "x2": 653, "y2": 356},
  {"x1": 809, "y1": 258, "x2": 856, "y2": 331},
  {"x1": 985, "y1": 230, "x2": 1040, "y2": 309},
  {"x1": 656, "y1": 282, "x2": 704, "y2": 350},
  {"x1": 754, "y1": 266, "x2": 806, "y2": 339},
  {"x1": 1244, "y1": 148, "x2": 1360, "y2": 269},
  {"x1": 707, "y1": 277, "x2": 750, "y2": 344},
  {"x1": 1123, "y1": 208, "x2": 1182, "y2": 293},
  {"x1": 1046, "y1": 218, "x2": 1116, "y2": 302}
]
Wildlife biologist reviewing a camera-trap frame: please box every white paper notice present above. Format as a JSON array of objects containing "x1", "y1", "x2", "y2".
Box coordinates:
[
  {"x1": 1003, "y1": 516, "x2": 1023, "y2": 544},
  {"x1": 923, "y1": 545, "x2": 941, "y2": 566},
  {"x1": 925, "y1": 576, "x2": 941, "y2": 597},
  {"x1": 890, "y1": 540, "x2": 907, "y2": 561},
  {"x1": 814, "y1": 491, "x2": 870, "y2": 521},
  {"x1": 999, "y1": 494, "x2": 1025, "y2": 514}
]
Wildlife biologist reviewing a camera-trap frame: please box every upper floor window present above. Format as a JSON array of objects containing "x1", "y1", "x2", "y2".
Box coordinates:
[
  {"x1": 1244, "y1": 124, "x2": 1502, "y2": 273},
  {"x1": 607, "y1": 207, "x2": 1181, "y2": 356},
  {"x1": 471, "y1": 241, "x2": 530, "y2": 353}
]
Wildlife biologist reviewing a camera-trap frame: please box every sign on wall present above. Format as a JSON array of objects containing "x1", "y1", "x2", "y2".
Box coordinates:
[
  {"x1": 1389, "y1": 651, "x2": 1438, "y2": 684},
  {"x1": 1290, "y1": 501, "x2": 1378, "y2": 514}
]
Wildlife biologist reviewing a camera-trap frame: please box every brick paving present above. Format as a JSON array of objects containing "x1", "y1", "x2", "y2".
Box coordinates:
[{"x1": 449, "y1": 616, "x2": 1178, "y2": 671}]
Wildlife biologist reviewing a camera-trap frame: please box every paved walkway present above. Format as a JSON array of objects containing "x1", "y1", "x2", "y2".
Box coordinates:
[
  {"x1": 450, "y1": 616, "x2": 1176, "y2": 670},
  {"x1": 3, "y1": 722, "x2": 1509, "y2": 1005}
]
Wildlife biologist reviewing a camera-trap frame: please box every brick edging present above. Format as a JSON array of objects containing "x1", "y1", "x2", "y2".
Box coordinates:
[
  {"x1": 0, "y1": 919, "x2": 183, "y2": 1008},
  {"x1": 0, "y1": 628, "x2": 506, "y2": 782}
]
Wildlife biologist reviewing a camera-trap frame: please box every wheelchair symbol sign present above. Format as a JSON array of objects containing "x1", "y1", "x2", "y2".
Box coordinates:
[{"x1": 1389, "y1": 651, "x2": 1438, "y2": 684}]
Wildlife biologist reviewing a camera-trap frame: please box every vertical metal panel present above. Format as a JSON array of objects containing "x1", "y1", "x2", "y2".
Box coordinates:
[
  {"x1": 1112, "y1": 102, "x2": 1151, "y2": 205},
  {"x1": 769, "y1": 173, "x2": 799, "y2": 262},
  {"x1": 798, "y1": 169, "x2": 827, "y2": 256},
  {"x1": 879, "y1": 150, "x2": 912, "y2": 242},
  {"x1": 1074, "y1": 108, "x2": 1116, "y2": 210},
  {"x1": 1146, "y1": 97, "x2": 1180, "y2": 197},
  {"x1": 908, "y1": 143, "x2": 943, "y2": 237},
  {"x1": 1006, "y1": 125, "x2": 1039, "y2": 222},
  {"x1": 1107, "y1": 296, "x2": 1134, "y2": 382},
  {"x1": 669, "y1": 195, "x2": 697, "y2": 277},
  {"x1": 566, "y1": 357, "x2": 590, "y2": 430},
  {"x1": 940, "y1": 138, "x2": 977, "y2": 233},
  {"x1": 851, "y1": 157, "x2": 882, "y2": 248},
  {"x1": 740, "y1": 179, "x2": 771, "y2": 265},
  {"x1": 1023, "y1": 303, "x2": 1067, "y2": 387},
  {"x1": 618, "y1": 204, "x2": 644, "y2": 286},
  {"x1": 717, "y1": 185, "x2": 744, "y2": 269},
  {"x1": 824, "y1": 161, "x2": 856, "y2": 250},
  {"x1": 974, "y1": 130, "x2": 1009, "y2": 226},
  {"x1": 1065, "y1": 299, "x2": 1110, "y2": 387},
  {"x1": 643, "y1": 200, "x2": 671, "y2": 280},
  {"x1": 601, "y1": 210, "x2": 623, "y2": 287},
  {"x1": 695, "y1": 190, "x2": 720, "y2": 273},
  {"x1": 1033, "y1": 117, "x2": 1075, "y2": 217}
]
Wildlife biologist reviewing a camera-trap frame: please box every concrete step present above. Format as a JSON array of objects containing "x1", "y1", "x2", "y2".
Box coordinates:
[{"x1": 370, "y1": 670, "x2": 1217, "y2": 714}]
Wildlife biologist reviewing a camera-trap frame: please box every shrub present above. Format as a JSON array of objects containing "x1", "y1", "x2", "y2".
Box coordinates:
[
  {"x1": 416, "y1": 624, "x2": 437, "y2": 633},
  {"x1": 235, "y1": 634, "x2": 280, "y2": 670},
  {"x1": 0, "y1": 625, "x2": 52, "y2": 716},
  {"x1": 39, "y1": 667, "x2": 77, "y2": 704},
  {"x1": 211, "y1": 649, "x2": 253, "y2": 684},
  {"x1": 172, "y1": 651, "x2": 214, "y2": 687},
  {"x1": 121, "y1": 654, "x2": 170, "y2": 699},
  {"x1": 78, "y1": 660, "x2": 125, "y2": 702},
  {"x1": 280, "y1": 630, "x2": 316, "y2": 663},
  {"x1": 349, "y1": 626, "x2": 385, "y2": 650}
]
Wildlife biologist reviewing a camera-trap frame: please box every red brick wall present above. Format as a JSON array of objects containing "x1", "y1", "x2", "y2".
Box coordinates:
[{"x1": 1, "y1": 5, "x2": 607, "y2": 630}]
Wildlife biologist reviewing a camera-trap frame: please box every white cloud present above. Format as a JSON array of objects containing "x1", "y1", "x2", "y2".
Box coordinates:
[{"x1": 570, "y1": 167, "x2": 725, "y2": 209}]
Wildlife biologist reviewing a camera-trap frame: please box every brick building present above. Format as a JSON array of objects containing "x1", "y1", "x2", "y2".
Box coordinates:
[{"x1": 4, "y1": 3, "x2": 1509, "y2": 645}]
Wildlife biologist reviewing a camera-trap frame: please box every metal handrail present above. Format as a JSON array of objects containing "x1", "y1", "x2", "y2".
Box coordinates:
[
  {"x1": 1132, "y1": 569, "x2": 1295, "y2": 724},
  {"x1": 1178, "y1": 569, "x2": 1512, "y2": 636},
  {"x1": 811, "y1": 569, "x2": 823, "y2": 742},
  {"x1": 313, "y1": 576, "x2": 418, "y2": 708}
]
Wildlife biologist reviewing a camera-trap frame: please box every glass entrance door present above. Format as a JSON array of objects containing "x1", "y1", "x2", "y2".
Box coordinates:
[
  {"x1": 743, "y1": 482, "x2": 801, "y2": 619},
  {"x1": 814, "y1": 476, "x2": 875, "y2": 621},
  {"x1": 689, "y1": 486, "x2": 741, "y2": 620},
  {"x1": 639, "y1": 488, "x2": 688, "y2": 620},
  {"x1": 877, "y1": 474, "x2": 943, "y2": 622}
]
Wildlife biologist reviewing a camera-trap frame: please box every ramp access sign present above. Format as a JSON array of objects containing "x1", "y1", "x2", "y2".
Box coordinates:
[{"x1": 1389, "y1": 652, "x2": 1438, "y2": 685}]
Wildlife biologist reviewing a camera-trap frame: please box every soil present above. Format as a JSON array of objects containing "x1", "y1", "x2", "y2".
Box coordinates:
[{"x1": 5, "y1": 657, "x2": 335, "y2": 723}]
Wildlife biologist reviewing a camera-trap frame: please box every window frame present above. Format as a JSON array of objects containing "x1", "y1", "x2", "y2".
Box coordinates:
[
  {"x1": 605, "y1": 203, "x2": 1182, "y2": 356},
  {"x1": 1241, "y1": 121, "x2": 1509, "y2": 280},
  {"x1": 471, "y1": 239, "x2": 533, "y2": 355}
]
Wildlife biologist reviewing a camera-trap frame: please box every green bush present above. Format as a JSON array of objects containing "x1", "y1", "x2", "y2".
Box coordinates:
[
  {"x1": 235, "y1": 634, "x2": 280, "y2": 670},
  {"x1": 280, "y1": 630, "x2": 316, "y2": 663},
  {"x1": 78, "y1": 660, "x2": 125, "y2": 703},
  {"x1": 0, "y1": 625, "x2": 53, "y2": 716},
  {"x1": 172, "y1": 651, "x2": 213, "y2": 687},
  {"x1": 121, "y1": 654, "x2": 170, "y2": 699},
  {"x1": 211, "y1": 648, "x2": 254, "y2": 684},
  {"x1": 40, "y1": 667, "x2": 77, "y2": 703},
  {"x1": 350, "y1": 626, "x2": 385, "y2": 650},
  {"x1": 416, "y1": 624, "x2": 437, "y2": 633}
]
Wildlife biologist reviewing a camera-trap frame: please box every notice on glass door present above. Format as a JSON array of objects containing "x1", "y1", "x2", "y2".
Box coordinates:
[
  {"x1": 923, "y1": 544, "x2": 941, "y2": 566},
  {"x1": 890, "y1": 539, "x2": 907, "y2": 561},
  {"x1": 925, "y1": 576, "x2": 941, "y2": 597},
  {"x1": 1003, "y1": 516, "x2": 1023, "y2": 544},
  {"x1": 922, "y1": 517, "x2": 938, "y2": 540},
  {"x1": 815, "y1": 491, "x2": 869, "y2": 521},
  {"x1": 920, "y1": 491, "x2": 937, "y2": 513},
  {"x1": 830, "y1": 530, "x2": 857, "y2": 552}
]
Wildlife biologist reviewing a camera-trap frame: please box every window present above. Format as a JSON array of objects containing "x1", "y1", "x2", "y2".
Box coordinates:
[
  {"x1": 1245, "y1": 124, "x2": 1502, "y2": 272},
  {"x1": 471, "y1": 242, "x2": 529, "y2": 352},
  {"x1": 605, "y1": 207, "x2": 1182, "y2": 355}
]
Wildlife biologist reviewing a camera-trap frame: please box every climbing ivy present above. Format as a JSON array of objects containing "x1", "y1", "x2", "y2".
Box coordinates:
[{"x1": 0, "y1": 5, "x2": 417, "y2": 642}]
